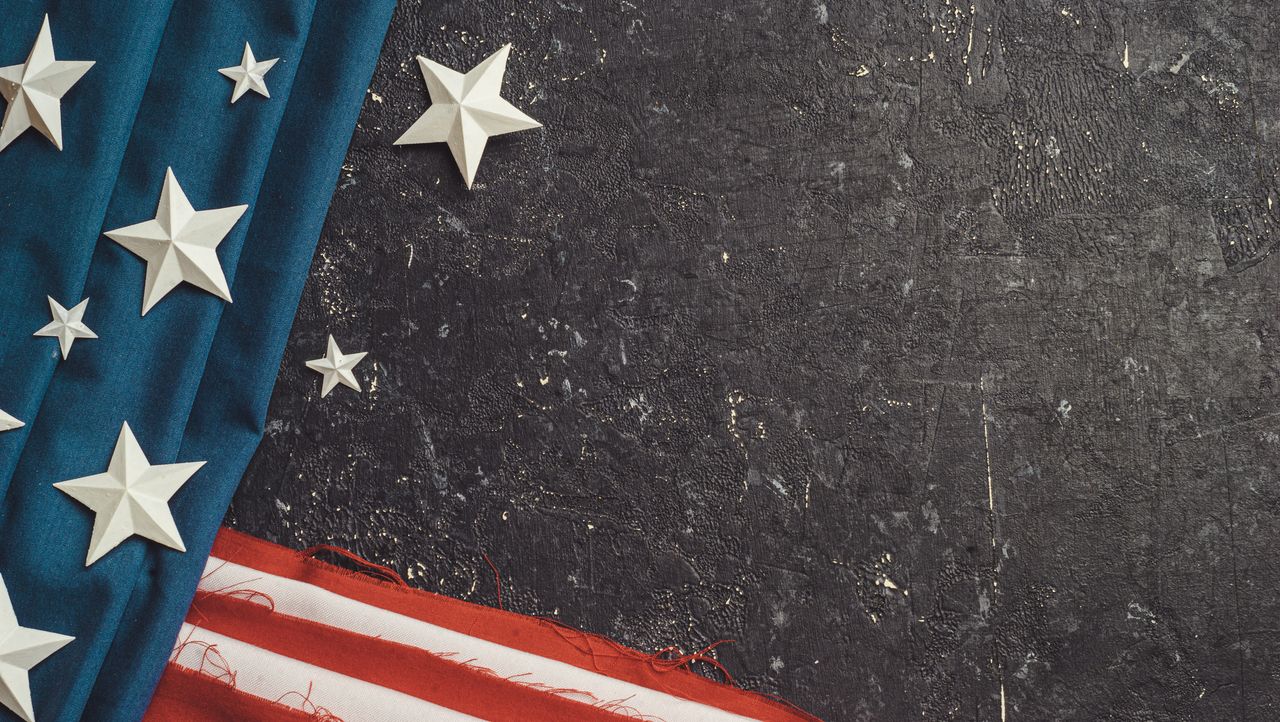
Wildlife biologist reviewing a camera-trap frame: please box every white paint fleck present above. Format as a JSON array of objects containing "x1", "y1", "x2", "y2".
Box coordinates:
[
  {"x1": 768, "y1": 476, "x2": 788, "y2": 498},
  {"x1": 626, "y1": 394, "x2": 652, "y2": 423},
  {"x1": 922, "y1": 500, "x2": 941, "y2": 533},
  {"x1": 813, "y1": 1, "x2": 828, "y2": 24},
  {"x1": 963, "y1": 6, "x2": 976, "y2": 86},
  {"x1": 981, "y1": 379, "x2": 996, "y2": 548},
  {"x1": 980, "y1": 377, "x2": 1006, "y2": 722}
]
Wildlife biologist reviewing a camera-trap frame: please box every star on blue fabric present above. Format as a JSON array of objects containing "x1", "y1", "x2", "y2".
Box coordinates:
[{"x1": 0, "y1": 15, "x2": 94, "y2": 152}]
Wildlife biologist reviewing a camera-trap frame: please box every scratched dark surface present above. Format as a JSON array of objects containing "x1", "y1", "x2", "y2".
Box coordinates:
[{"x1": 226, "y1": 1, "x2": 1280, "y2": 719}]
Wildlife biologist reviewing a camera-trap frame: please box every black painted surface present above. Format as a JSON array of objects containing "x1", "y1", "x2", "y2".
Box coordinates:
[{"x1": 228, "y1": 1, "x2": 1280, "y2": 719}]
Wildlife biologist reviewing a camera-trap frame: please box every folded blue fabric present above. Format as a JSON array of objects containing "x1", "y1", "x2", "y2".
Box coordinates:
[{"x1": 0, "y1": 1, "x2": 395, "y2": 719}]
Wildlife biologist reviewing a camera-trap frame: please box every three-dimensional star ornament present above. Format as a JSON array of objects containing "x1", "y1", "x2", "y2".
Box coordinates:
[
  {"x1": 0, "y1": 410, "x2": 22, "y2": 433},
  {"x1": 54, "y1": 422, "x2": 204, "y2": 566},
  {"x1": 33, "y1": 296, "x2": 96, "y2": 359},
  {"x1": 218, "y1": 42, "x2": 278, "y2": 103},
  {"x1": 394, "y1": 44, "x2": 541, "y2": 188},
  {"x1": 104, "y1": 168, "x2": 248, "y2": 315},
  {"x1": 305, "y1": 335, "x2": 368, "y2": 397},
  {"x1": 0, "y1": 574, "x2": 73, "y2": 722},
  {"x1": 0, "y1": 15, "x2": 94, "y2": 152}
]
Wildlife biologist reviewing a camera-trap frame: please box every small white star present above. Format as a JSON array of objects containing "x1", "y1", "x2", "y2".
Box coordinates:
[
  {"x1": 33, "y1": 296, "x2": 96, "y2": 359},
  {"x1": 54, "y1": 422, "x2": 204, "y2": 566},
  {"x1": 218, "y1": 43, "x2": 278, "y2": 103},
  {"x1": 104, "y1": 168, "x2": 248, "y2": 315},
  {"x1": 0, "y1": 574, "x2": 74, "y2": 722},
  {"x1": 0, "y1": 410, "x2": 21, "y2": 432},
  {"x1": 0, "y1": 14, "x2": 94, "y2": 152},
  {"x1": 305, "y1": 335, "x2": 368, "y2": 397},
  {"x1": 394, "y1": 44, "x2": 542, "y2": 188}
]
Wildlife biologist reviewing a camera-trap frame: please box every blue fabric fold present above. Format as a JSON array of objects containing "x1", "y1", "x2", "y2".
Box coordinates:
[{"x1": 0, "y1": 1, "x2": 395, "y2": 720}]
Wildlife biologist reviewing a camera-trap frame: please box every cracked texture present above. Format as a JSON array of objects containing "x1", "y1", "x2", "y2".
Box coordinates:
[{"x1": 229, "y1": 0, "x2": 1280, "y2": 718}]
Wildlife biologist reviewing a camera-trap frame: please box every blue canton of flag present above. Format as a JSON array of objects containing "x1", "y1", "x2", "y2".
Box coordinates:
[{"x1": 0, "y1": 2, "x2": 395, "y2": 720}]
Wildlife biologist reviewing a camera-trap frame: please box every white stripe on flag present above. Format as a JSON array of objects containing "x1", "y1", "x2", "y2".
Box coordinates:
[
  {"x1": 200, "y1": 556, "x2": 760, "y2": 722},
  {"x1": 173, "y1": 622, "x2": 482, "y2": 722}
]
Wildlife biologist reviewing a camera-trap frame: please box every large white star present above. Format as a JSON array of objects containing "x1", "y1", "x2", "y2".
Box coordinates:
[
  {"x1": 54, "y1": 422, "x2": 204, "y2": 566},
  {"x1": 32, "y1": 296, "x2": 96, "y2": 360},
  {"x1": 104, "y1": 168, "x2": 249, "y2": 315},
  {"x1": 394, "y1": 44, "x2": 541, "y2": 188},
  {"x1": 0, "y1": 410, "x2": 22, "y2": 433},
  {"x1": 305, "y1": 335, "x2": 368, "y2": 397},
  {"x1": 0, "y1": 574, "x2": 73, "y2": 722},
  {"x1": 217, "y1": 42, "x2": 278, "y2": 104},
  {"x1": 0, "y1": 15, "x2": 94, "y2": 152}
]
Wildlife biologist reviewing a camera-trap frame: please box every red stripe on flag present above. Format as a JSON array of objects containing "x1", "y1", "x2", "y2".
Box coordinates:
[
  {"x1": 146, "y1": 665, "x2": 319, "y2": 721},
  {"x1": 209, "y1": 528, "x2": 818, "y2": 722},
  {"x1": 186, "y1": 590, "x2": 633, "y2": 721}
]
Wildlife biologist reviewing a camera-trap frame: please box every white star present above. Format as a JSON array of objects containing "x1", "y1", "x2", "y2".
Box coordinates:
[
  {"x1": 394, "y1": 44, "x2": 541, "y2": 188},
  {"x1": 32, "y1": 297, "x2": 96, "y2": 360},
  {"x1": 0, "y1": 15, "x2": 94, "y2": 152},
  {"x1": 54, "y1": 422, "x2": 204, "y2": 566},
  {"x1": 104, "y1": 168, "x2": 248, "y2": 315},
  {"x1": 217, "y1": 42, "x2": 278, "y2": 104},
  {"x1": 305, "y1": 335, "x2": 368, "y2": 397},
  {"x1": 0, "y1": 410, "x2": 21, "y2": 433},
  {"x1": 0, "y1": 574, "x2": 74, "y2": 722}
]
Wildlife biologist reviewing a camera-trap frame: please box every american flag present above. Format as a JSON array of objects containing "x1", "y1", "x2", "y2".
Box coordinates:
[
  {"x1": 0, "y1": 4, "x2": 819, "y2": 719},
  {"x1": 145, "y1": 528, "x2": 817, "y2": 721}
]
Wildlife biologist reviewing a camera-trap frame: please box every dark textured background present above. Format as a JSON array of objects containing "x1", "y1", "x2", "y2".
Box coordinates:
[{"x1": 226, "y1": 1, "x2": 1280, "y2": 719}]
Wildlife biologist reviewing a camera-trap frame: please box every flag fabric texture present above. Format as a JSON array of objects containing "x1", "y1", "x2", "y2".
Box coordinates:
[
  {"x1": 0, "y1": 2, "x2": 395, "y2": 720},
  {"x1": 145, "y1": 528, "x2": 819, "y2": 722}
]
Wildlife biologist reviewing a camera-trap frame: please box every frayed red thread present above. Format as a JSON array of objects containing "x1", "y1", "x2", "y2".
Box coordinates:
[
  {"x1": 199, "y1": 558, "x2": 277, "y2": 611},
  {"x1": 483, "y1": 553, "x2": 504, "y2": 610},
  {"x1": 498, "y1": 671, "x2": 596, "y2": 703},
  {"x1": 200, "y1": 558, "x2": 230, "y2": 582},
  {"x1": 431, "y1": 649, "x2": 675, "y2": 719},
  {"x1": 273, "y1": 682, "x2": 345, "y2": 722},
  {"x1": 649, "y1": 640, "x2": 736, "y2": 685},
  {"x1": 597, "y1": 697, "x2": 667, "y2": 721},
  {"x1": 188, "y1": 586, "x2": 276, "y2": 631},
  {"x1": 301, "y1": 544, "x2": 408, "y2": 587},
  {"x1": 171, "y1": 638, "x2": 237, "y2": 687},
  {"x1": 195, "y1": 587, "x2": 277, "y2": 611}
]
